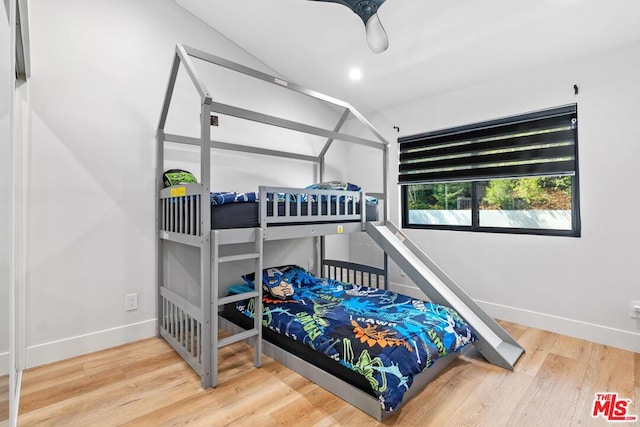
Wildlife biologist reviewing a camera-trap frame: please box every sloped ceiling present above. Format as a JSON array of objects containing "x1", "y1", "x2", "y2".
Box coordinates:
[{"x1": 176, "y1": 0, "x2": 640, "y2": 113}]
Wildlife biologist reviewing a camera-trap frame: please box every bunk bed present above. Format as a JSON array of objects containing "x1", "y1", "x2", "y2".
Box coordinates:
[{"x1": 156, "y1": 44, "x2": 520, "y2": 420}]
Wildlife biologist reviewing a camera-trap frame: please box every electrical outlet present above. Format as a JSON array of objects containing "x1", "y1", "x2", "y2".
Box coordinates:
[
  {"x1": 125, "y1": 293, "x2": 138, "y2": 311},
  {"x1": 631, "y1": 300, "x2": 640, "y2": 319}
]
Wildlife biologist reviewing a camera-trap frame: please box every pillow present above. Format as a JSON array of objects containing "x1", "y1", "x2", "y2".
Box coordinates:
[
  {"x1": 210, "y1": 191, "x2": 258, "y2": 206},
  {"x1": 227, "y1": 283, "x2": 255, "y2": 295},
  {"x1": 305, "y1": 181, "x2": 361, "y2": 192},
  {"x1": 242, "y1": 265, "x2": 311, "y2": 300},
  {"x1": 163, "y1": 169, "x2": 198, "y2": 187}
]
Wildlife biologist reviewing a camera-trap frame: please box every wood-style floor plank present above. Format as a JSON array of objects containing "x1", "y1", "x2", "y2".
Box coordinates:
[
  {"x1": 635, "y1": 352, "x2": 640, "y2": 388},
  {"x1": 571, "y1": 345, "x2": 637, "y2": 427},
  {"x1": 635, "y1": 352, "x2": 640, "y2": 422},
  {"x1": 443, "y1": 362, "x2": 535, "y2": 426},
  {"x1": 508, "y1": 353, "x2": 587, "y2": 426},
  {"x1": 0, "y1": 374, "x2": 9, "y2": 424},
  {"x1": 393, "y1": 358, "x2": 488, "y2": 425},
  {"x1": 511, "y1": 327, "x2": 558, "y2": 377},
  {"x1": 550, "y1": 334, "x2": 594, "y2": 362},
  {"x1": 17, "y1": 323, "x2": 639, "y2": 427}
]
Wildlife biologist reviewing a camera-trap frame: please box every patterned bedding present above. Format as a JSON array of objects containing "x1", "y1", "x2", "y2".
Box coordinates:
[
  {"x1": 235, "y1": 265, "x2": 477, "y2": 412},
  {"x1": 210, "y1": 181, "x2": 377, "y2": 206},
  {"x1": 210, "y1": 191, "x2": 258, "y2": 205}
]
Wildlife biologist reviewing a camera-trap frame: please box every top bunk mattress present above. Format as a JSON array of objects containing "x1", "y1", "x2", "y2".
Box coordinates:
[
  {"x1": 211, "y1": 199, "x2": 378, "y2": 229},
  {"x1": 160, "y1": 180, "x2": 380, "y2": 231}
]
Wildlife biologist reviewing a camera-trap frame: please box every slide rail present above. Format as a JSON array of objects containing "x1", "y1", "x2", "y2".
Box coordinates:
[{"x1": 366, "y1": 221, "x2": 524, "y2": 370}]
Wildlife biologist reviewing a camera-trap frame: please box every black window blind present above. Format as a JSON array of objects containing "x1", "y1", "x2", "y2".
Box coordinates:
[{"x1": 398, "y1": 105, "x2": 578, "y2": 184}]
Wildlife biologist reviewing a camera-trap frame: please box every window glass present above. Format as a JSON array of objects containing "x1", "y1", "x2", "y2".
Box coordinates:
[
  {"x1": 478, "y1": 176, "x2": 573, "y2": 230},
  {"x1": 405, "y1": 183, "x2": 472, "y2": 226}
]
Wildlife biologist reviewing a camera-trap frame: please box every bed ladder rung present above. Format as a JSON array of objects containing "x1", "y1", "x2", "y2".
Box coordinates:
[
  {"x1": 217, "y1": 329, "x2": 259, "y2": 348},
  {"x1": 211, "y1": 227, "x2": 263, "y2": 387},
  {"x1": 218, "y1": 253, "x2": 260, "y2": 263},
  {"x1": 217, "y1": 291, "x2": 259, "y2": 306}
]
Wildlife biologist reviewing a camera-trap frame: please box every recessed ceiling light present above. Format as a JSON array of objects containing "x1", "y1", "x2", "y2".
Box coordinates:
[{"x1": 349, "y1": 68, "x2": 362, "y2": 81}]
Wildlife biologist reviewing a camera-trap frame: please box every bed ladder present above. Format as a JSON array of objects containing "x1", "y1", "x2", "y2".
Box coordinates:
[
  {"x1": 210, "y1": 228, "x2": 264, "y2": 387},
  {"x1": 366, "y1": 221, "x2": 524, "y2": 370}
]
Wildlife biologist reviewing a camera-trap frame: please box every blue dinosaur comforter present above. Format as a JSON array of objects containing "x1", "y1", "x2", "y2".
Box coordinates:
[{"x1": 236, "y1": 266, "x2": 476, "y2": 412}]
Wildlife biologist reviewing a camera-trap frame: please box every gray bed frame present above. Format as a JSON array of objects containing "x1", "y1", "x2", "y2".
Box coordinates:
[{"x1": 156, "y1": 44, "x2": 460, "y2": 420}]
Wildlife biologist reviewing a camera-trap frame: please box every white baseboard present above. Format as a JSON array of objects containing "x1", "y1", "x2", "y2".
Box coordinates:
[
  {"x1": 16, "y1": 292, "x2": 640, "y2": 371},
  {"x1": 25, "y1": 319, "x2": 157, "y2": 369},
  {"x1": 390, "y1": 282, "x2": 640, "y2": 354},
  {"x1": 0, "y1": 352, "x2": 7, "y2": 376},
  {"x1": 477, "y1": 300, "x2": 640, "y2": 354}
]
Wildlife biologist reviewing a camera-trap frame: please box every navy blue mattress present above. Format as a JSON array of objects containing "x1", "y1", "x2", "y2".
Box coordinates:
[{"x1": 211, "y1": 201, "x2": 378, "y2": 229}]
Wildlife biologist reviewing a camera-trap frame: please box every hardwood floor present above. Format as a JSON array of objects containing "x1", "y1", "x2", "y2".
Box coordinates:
[
  {"x1": 1, "y1": 374, "x2": 8, "y2": 425},
  {"x1": 17, "y1": 322, "x2": 640, "y2": 426}
]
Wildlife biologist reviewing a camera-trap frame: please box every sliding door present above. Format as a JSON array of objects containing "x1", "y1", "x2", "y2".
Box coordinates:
[{"x1": 1, "y1": 0, "x2": 13, "y2": 423}]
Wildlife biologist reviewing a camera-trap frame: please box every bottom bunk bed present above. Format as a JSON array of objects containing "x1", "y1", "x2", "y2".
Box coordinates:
[{"x1": 218, "y1": 260, "x2": 477, "y2": 420}]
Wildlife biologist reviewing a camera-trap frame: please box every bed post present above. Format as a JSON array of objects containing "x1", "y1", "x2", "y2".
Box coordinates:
[
  {"x1": 253, "y1": 228, "x2": 264, "y2": 367},
  {"x1": 155, "y1": 53, "x2": 180, "y2": 336},
  {"x1": 210, "y1": 231, "x2": 219, "y2": 387},
  {"x1": 200, "y1": 98, "x2": 213, "y2": 388},
  {"x1": 316, "y1": 108, "x2": 350, "y2": 276},
  {"x1": 318, "y1": 156, "x2": 325, "y2": 275},
  {"x1": 156, "y1": 130, "x2": 164, "y2": 337},
  {"x1": 156, "y1": 51, "x2": 180, "y2": 338},
  {"x1": 383, "y1": 143, "x2": 390, "y2": 289}
]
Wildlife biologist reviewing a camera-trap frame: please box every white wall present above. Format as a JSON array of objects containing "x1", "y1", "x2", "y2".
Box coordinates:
[
  {"x1": 352, "y1": 41, "x2": 640, "y2": 352},
  {"x1": 25, "y1": 0, "x2": 350, "y2": 368}
]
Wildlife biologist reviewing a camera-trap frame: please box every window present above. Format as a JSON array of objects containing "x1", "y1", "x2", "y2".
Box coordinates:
[{"x1": 400, "y1": 105, "x2": 580, "y2": 236}]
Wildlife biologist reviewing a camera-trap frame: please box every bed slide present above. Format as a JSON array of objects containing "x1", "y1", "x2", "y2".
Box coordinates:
[{"x1": 365, "y1": 221, "x2": 524, "y2": 370}]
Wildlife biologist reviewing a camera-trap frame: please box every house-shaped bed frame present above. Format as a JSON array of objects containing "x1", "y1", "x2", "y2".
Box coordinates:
[{"x1": 156, "y1": 44, "x2": 524, "y2": 420}]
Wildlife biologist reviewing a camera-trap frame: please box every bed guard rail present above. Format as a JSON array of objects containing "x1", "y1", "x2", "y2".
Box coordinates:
[
  {"x1": 322, "y1": 259, "x2": 386, "y2": 290},
  {"x1": 159, "y1": 183, "x2": 204, "y2": 239},
  {"x1": 258, "y1": 186, "x2": 369, "y2": 226}
]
